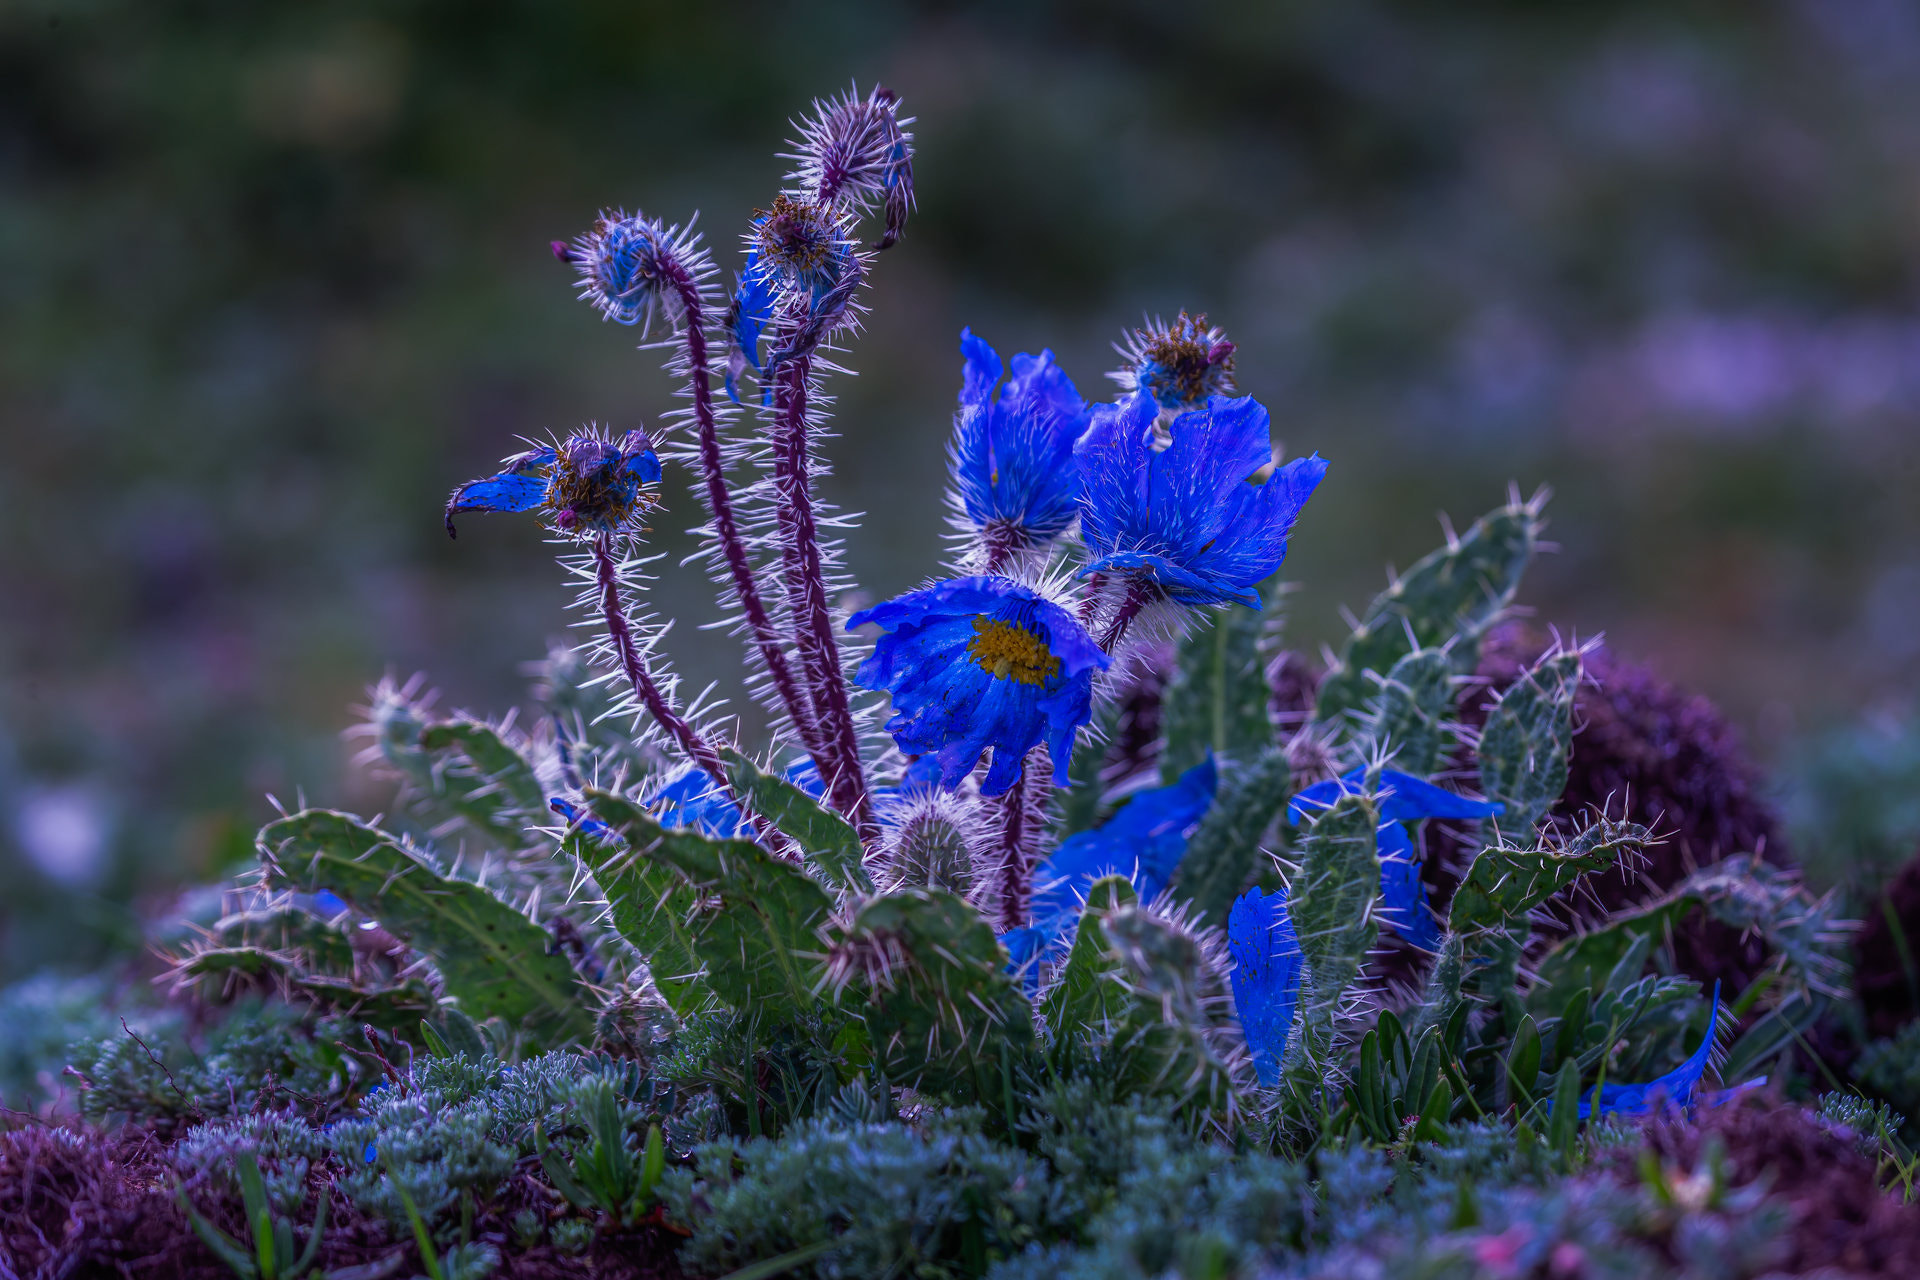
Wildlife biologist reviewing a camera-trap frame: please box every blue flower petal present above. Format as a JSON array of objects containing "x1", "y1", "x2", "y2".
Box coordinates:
[
  {"x1": 446, "y1": 473, "x2": 547, "y2": 518},
  {"x1": 849, "y1": 576, "x2": 1108, "y2": 797},
  {"x1": 1228, "y1": 886, "x2": 1304, "y2": 1086},
  {"x1": 1076, "y1": 392, "x2": 1327, "y2": 606},
  {"x1": 1574, "y1": 983, "x2": 1722, "y2": 1119},
  {"x1": 648, "y1": 760, "x2": 824, "y2": 839},
  {"x1": 948, "y1": 329, "x2": 1089, "y2": 543},
  {"x1": 1375, "y1": 820, "x2": 1439, "y2": 952},
  {"x1": 1030, "y1": 757, "x2": 1219, "y2": 932}
]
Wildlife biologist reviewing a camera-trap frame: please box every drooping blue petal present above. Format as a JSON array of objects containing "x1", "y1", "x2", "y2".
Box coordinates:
[
  {"x1": 1288, "y1": 769, "x2": 1498, "y2": 948},
  {"x1": 848, "y1": 576, "x2": 1109, "y2": 797},
  {"x1": 1229, "y1": 886, "x2": 1304, "y2": 1087},
  {"x1": 948, "y1": 329, "x2": 1090, "y2": 544},
  {"x1": 648, "y1": 760, "x2": 824, "y2": 840},
  {"x1": 443, "y1": 474, "x2": 547, "y2": 535},
  {"x1": 1573, "y1": 984, "x2": 1723, "y2": 1119},
  {"x1": 1001, "y1": 925, "x2": 1046, "y2": 995},
  {"x1": 1029, "y1": 757, "x2": 1219, "y2": 933},
  {"x1": 1075, "y1": 392, "x2": 1328, "y2": 607},
  {"x1": 1375, "y1": 820, "x2": 1440, "y2": 952}
]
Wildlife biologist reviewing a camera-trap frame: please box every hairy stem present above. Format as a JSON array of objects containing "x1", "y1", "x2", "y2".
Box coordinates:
[
  {"x1": 771, "y1": 351, "x2": 877, "y2": 845},
  {"x1": 993, "y1": 754, "x2": 1046, "y2": 933},
  {"x1": 1098, "y1": 580, "x2": 1152, "y2": 652},
  {"x1": 591, "y1": 535, "x2": 777, "y2": 848},
  {"x1": 663, "y1": 264, "x2": 831, "y2": 768}
]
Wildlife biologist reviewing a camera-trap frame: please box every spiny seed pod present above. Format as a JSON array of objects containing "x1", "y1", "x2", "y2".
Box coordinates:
[
  {"x1": 878, "y1": 790, "x2": 983, "y2": 897},
  {"x1": 1109, "y1": 311, "x2": 1238, "y2": 414}
]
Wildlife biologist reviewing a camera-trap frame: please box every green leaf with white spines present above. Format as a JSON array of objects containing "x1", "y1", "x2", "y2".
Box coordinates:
[
  {"x1": 1474, "y1": 648, "x2": 1582, "y2": 840},
  {"x1": 256, "y1": 809, "x2": 594, "y2": 1044},
  {"x1": 1316, "y1": 493, "x2": 1545, "y2": 729}
]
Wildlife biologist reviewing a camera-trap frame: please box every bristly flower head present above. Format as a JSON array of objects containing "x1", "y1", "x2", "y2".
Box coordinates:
[
  {"x1": 444, "y1": 426, "x2": 662, "y2": 540},
  {"x1": 785, "y1": 83, "x2": 915, "y2": 248},
  {"x1": 1076, "y1": 392, "x2": 1328, "y2": 608},
  {"x1": 751, "y1": 194, "x2": 855, "y2": 303},
  {"x1": 847, "y1": 576, "x2": 1109, "y2": 796},
  {"x1": 1111, "y1": 312, "x2": 1237, "y2": 413},
  {"x1": 949, "y1": 328, "x2": 1091, "y2": 560},
  {"x1": 560, "y1": 211, "x2": 694, "y2": 331}
]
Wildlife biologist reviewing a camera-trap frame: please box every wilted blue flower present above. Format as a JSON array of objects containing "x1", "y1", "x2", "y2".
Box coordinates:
[
  {"x1": 848, "y1": 576, "x2": 1109, "y2": 797},
  {"x1": 1228, "y1": 885, "x2": 1304, "y2": 1086},
  {"x1": 562, "y1": 211, "x2": 688, "y2": 330},
  {"x1": 1110, "y1": 312, "x2": 1237, "y2": 412},
  {"x1": 949, "y1": 329, "x2": 1090, "y2": 553},
  {"x1": 1075, "y1": 392, "x2": 1328, "y2": 608},
  {"x1": 1030, "y1": 757, "x2": 1219, "y2": 933},
  {"x1": 1288, "y1": 768, "x2": 1504, "y2": 952},
  {"x1": 1572, "y1": 983, "x2": 1723, "y2": 1119},
  {"x1": 650, "y1": 760, "x2": 824, "y2": 840},
  {"x1": 444, "y1": 428, "x2": 662, "y2": 540},
  {"x1": 788, "y1": 84, "x2": 915, "y2": 248}
]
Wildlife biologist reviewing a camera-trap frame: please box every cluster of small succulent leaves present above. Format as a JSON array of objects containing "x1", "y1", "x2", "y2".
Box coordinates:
[{"x1": 45, "y1": 84, "x2": 1887, "y2": 1278}]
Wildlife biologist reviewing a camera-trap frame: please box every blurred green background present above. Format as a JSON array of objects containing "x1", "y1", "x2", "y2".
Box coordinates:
[{"x1": 3, "y1": 0, "x2": 1917, "y2": 976}]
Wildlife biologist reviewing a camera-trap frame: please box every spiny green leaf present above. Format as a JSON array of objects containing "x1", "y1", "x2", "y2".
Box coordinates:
[
  {"x1": 565, "y1": 793, "x2": 710, "y2": 1017},
  {"x1": 1316, "y1": 495, "x2": 1543, "y2": 728},
  {"x1": 1172, "y1": 747, "x2": 1291, "y2": 926},
  {"x1": 585, "y1": 788, "x2": 834, "y2": 1022},
  {"x1": 257, "y1": 810, "x2": 593, "y2": 1044},
  {"x1": 1476, "y1": 649, "x2": 1582, "y2": 839},
  {"x1": 1040, "y1": 874, "x2": 1138, "y2": 1035},
  {"x1": 1093, "y1": 905, "x2": 1239, "y2": 1111},
  {"x1": 418, "y1": 718, "x2": 547, "y2": 818},
  {"x1": 1288, "y1": 793, "x2": 1380, "y2": 1034},
  {"x1": 1352, "y1": 647, "x2": 1457, "y2": 778},
  {"x1": 826, "y1": 888, "x2": 1033, "y2": 1103},
  {"x1": 721, "y1": 748, "x2": 870, "y2": 893},
  {"x1": 1532, "y1": 853, "x2": 1852, "y2": 1002},
  {"x1": 1448, "y1": 819, "x2": 1650, "y2": 937},
  {"x1": 1161, "y1": 594, "x2": 1278, "y2": 780}
]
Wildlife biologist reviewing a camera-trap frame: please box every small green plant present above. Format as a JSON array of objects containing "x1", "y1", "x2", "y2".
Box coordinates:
[
  {"x1": 537, "y1": 1080, "x2": 668, "y2": 1227},
  {"x1": 175, "y1": 1149, "x2": 327, "y2": 1280}
]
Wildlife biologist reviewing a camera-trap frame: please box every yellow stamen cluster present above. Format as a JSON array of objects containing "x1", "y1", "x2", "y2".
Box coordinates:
[{"x1": 967, "y1": 617, "x2": 1060, "y2": 685}]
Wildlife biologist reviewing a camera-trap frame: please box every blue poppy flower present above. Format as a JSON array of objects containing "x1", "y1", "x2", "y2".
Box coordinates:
[
  {"x1": 948, "y1": 329, "x2": 1090, "y2": 550},
  {"x1": 1030, "y1": 757, "x2": 1219, "y2": 934},
  {"x1": 1075, "y1": 392, "x2": 1328, "y2": 608},
  {"x1": 848, "y1": 576, "x2": 1109, "y2": 797},
  {"x1": 1571, "y1": 983, "x2": 1723, "y2": 1119},
  {"x1": 649, "y1": 760, "x2": 824, "y2": 840},
  {"x1": 444, "y1": 428, "x2": 662, "y2": 540},
  {"x1": 1288, "y1": 769, "x2": 1504, "y2": 953},
  {"x1": 1228, "y1": 886, "x2": 1304, "y2": 1086}
]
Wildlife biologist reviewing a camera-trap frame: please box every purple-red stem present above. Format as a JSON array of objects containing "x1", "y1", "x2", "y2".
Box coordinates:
[
  {"x1": 591, "y1": 535, "x2": 779, "y2": 849},
  {"x1": 1098, "y1": 581, "x2": 1151, "y2": 652},
  {"x1": 663, "y1": 265, "x2": 831, "y2": 770},
  {"x1": 994, "y1": 757, "x2": 1045, "y2": 932},
  {"x1": 771, "y1": 353, "x2": 878, "y2": 846}
]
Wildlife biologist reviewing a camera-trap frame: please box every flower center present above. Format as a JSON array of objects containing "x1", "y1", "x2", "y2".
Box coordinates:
[{"x1": 967, "y1": 616, "x2": 1060, "y2": 685}]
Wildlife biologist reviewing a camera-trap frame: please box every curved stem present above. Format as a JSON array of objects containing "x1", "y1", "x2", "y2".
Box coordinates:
[
  {"x1": 590, "y1": 535, "x2": 778, "y2": 849},
  {"x1": 663, "y1": 264, "x2": 831, "y2": 768},
  {"x1": 979, "y1": 522, "x2": 1022, "y2": 577},
  {"x1": 771, "y1": 354, "x2": 877, "y2": 846}
]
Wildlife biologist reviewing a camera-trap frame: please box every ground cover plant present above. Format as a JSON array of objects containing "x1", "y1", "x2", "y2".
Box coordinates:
[{"x1": 5, "y1": 84, "x2": 1919, "y2": 1280}]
